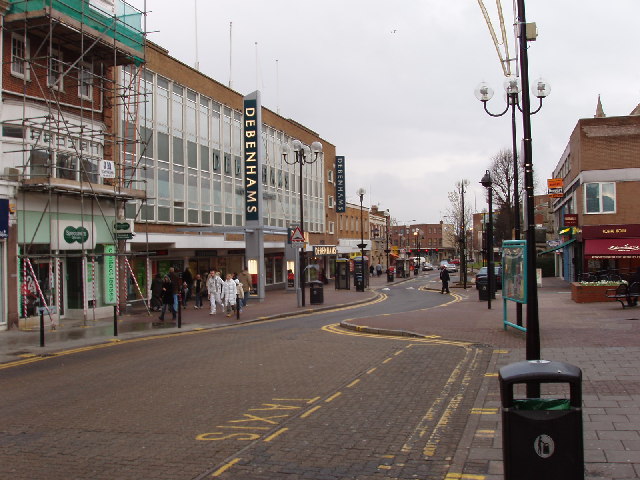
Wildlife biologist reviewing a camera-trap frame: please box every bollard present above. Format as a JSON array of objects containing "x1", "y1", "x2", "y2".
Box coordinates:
[
  {"x1": 113, "y1": 305, "x2": 118, "y2": 336},
  {"x1": 177, "y1": 295, "x2": 182, "y2": 328},
  {"x1": 236, "y1": 295, "x2": 240, "y2": 320},
  {"x1": 40, "y1": 311, "x2": 45, "y2": 347}
]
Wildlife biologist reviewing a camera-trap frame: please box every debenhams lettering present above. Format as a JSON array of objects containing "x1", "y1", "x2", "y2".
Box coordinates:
[{"x1": 313, "y1": 245, "x2": 337, "y2": 256}]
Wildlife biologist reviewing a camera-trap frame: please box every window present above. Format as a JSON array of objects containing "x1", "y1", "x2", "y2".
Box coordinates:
[
  {"x1": 48, "y1": 49, "x2": 64, "y2": 90},
  {"x1": 328, "y1": 221, "x2": 335, "y2": 234},
  {"x1": 328, "y1": 195, "x2": 334, "y2": 208},
  {"x1": 78, "y1": 63, "x2": 93, "y2": 100},
  {"x1": 11, "y1": 34, "x2": 29, "y2": 79},
  {"x1": 584, "y1": 182, "x2": 615, "y2": 214},
  {"x1": 327, "y1": 170, "x2": 334, "y2": 183}
]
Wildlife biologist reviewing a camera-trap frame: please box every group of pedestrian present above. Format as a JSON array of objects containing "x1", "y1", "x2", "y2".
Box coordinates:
[{"x1": 150, "y1": 266, "x2": 252, "y2": 321}]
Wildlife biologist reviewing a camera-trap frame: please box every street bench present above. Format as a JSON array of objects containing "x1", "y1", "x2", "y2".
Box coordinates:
[{"x1": 606, "y1": 282, "x2": 640, "y2": 308}]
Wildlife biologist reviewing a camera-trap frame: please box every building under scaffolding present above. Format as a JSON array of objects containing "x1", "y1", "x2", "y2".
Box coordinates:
[{"x1": 0, "y1": 0, "x2": 148, "y2": 329}]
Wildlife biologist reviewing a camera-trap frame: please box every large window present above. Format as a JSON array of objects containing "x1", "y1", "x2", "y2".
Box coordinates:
[
  {"x1": 47, "y1": 48, "x2": 64, "y2": 90},
  {"x1": 584, "y1": 182, "x2": 615, "y2": 214}
]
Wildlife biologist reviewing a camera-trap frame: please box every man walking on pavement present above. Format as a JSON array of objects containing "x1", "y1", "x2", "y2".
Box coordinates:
[
  {"x1": 439, "y1": 265, "x2": 450, "y2": 294},
  {"x1": 206, "y1": 269, "x2": 224, "y2": 315},
  {"x1": 221, "y1": 273, "x2": 237, "y2": 317},
  {"x1": 238, "y1": 268, "x2": 252, "y2": 308},
  {"x1": 168, "y1": 267, "x2": 181, "y2": 314}
]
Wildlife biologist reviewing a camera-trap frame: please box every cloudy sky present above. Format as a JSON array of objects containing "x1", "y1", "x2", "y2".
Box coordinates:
[{"x1": 128, "y1": 0, "x2": 640, "y2": 224}]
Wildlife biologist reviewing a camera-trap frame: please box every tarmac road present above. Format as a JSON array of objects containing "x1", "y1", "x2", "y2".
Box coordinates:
[{"x1": 0, "y1": 281, "x2": 492, "y2": 480}]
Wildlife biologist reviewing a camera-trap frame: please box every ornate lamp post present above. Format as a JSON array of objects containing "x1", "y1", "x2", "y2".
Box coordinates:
[
  {"x1": 480, "y1": 170, "x2": 494, "y2": 310},
  {"x1": 282, "y1": 139, "x2": 322, "y2": 307}
]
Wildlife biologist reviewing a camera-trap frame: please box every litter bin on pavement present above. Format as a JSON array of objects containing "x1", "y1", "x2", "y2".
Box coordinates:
[
  {"x1": 477, "y1": 276, "x2": 495, "y2": 300},
  {"x1": 499, "y1": 360, "x2": 584, "y2": 480},
  {"x1": 387, "y1": 269, "x2": 394, "y2": 282},
  {"x1": 309, "y1": 280, "x2": 324, "y2": 305}
]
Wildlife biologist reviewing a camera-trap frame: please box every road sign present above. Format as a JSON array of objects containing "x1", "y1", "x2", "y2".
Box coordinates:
[{"x1": 290, "y1": 226, "x2": 304, "y2": 243}]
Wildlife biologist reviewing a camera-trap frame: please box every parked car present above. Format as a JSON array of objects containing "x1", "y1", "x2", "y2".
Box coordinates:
[
  {"x1": 422, "y1": 263, "x2": 434, "y2": 271},
  {"x1": 444, "y1": 263, "x2": 458, "y2": 273},
  {"x1": 475, "y1": 266, "x2": 502, "y2": 289}
]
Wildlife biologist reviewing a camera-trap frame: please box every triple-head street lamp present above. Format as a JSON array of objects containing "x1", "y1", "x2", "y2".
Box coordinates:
[
  {"x1": 475, "y1": 76, "x2": 550, "y2": 327},
  {"x1": 282, "y1": 139, "x2": 323, "y2": 307}
]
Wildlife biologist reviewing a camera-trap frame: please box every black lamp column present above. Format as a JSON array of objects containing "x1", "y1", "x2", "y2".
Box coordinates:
[
  {"x1": 481, "y1": 170, "x2": 493, "y2": 310},
  {"x1": 356, "y1": 188, "x2": 366, "y2": 292},
  {"x1": 282, "y1": 140, "x2": 323, "y2": 307}
]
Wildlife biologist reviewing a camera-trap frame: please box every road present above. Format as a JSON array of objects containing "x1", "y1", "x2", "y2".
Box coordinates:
[{"x1": 0, "y1": 274, "x2": 493, "y2": 479}]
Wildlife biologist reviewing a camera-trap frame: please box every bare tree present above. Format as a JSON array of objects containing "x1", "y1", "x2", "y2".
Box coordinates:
[
  {"x1": 488, "y1": 148, "x2": 524, "y2": 244},
  {"x1": 444, "y1": 182, "x2": 473, "y2": 259}
]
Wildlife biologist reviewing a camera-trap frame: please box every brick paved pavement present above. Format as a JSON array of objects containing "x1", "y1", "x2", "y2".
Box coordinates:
[{"x1": 2, "y1": 271, "x2": 639, "y2": 479}]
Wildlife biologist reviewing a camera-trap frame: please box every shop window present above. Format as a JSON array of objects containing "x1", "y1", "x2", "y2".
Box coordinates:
[{"x1": 56, "y1": 153, "x2": 77, "y2": 180}]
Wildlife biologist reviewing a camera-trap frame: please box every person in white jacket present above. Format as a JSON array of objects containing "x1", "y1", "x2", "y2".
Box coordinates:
[
  {"x1": 206, "y1": 269, "x2": 224, "y2": 315},
  {"x1": 221, "y1": 273, "x2": 237, "y2": 317}
]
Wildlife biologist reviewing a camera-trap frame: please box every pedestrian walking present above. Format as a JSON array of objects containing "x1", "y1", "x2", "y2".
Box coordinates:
[
  {"x1": 181, "y1": 267, "x2": 193, "y2": 308},
  {"x1": 238, "y1": 268, "x2": 252, "y2": 308},
  {"x1": 158, "y1": 275, "x2": 176, "y2": 321},
  {"x1": 440, "y1": 266, "x2": 450, "y2": 294},
  {"x1": 221, "y1": 273, "x2": 237, "y2": 317},
  {"x1": 234, "y1": 276, "x2": 244, "y2": 313},
  {"x1": 193, "y1": 274, "x2": 204, "y2": 309},
  {"x1": 206, "y1": 269, "x2": 224, "y2": 315},
  {"x1": 168, "y1": 267, "x2": 181, "y2": 314},
  {"x1": 150, "y1": 273, "x2": 163, "y2": 311},
  {"x1": 376, "y1": 263, "x2": 383, "y2": 277}
]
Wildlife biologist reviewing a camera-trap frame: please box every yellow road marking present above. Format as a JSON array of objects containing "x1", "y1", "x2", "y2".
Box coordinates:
[
  {"x1": 475, "y1": 429, "x2": 495, "y2": 437},
  {"x1": 263, "y1": 428, "x2": 288, "y2": 443},
  {"x1": 325, "y1": 392, "x2": 342, "y2": 403},
  {"x1": 493, "y1": 349, "x2": 509, "y2": 354},
  {"x1": 445, "y1": 474, "x2": 486, "y2": 479},
  {"x1": 300, "y1": 405, "x2": 321, "y2": 418},
  {"x1": 378, "y1": 465, "x2": 392, "y2": 470},
  {"x1": 382, "y1": 357, "x2": 393, "y2": 364},
  {"x1": 366, "y1": 367, "x2": 377, "y2": 375},
  {"x1": 346, "y1": 379, "x2": 360, "y2": 388},
  {"x1": 470, "y1": 408, "x2": 499, "y2": 415},
  {"x1": 394, "y1": 350, "x2": 403, "y2": 356},
  {"x1": 484, "y1": 373, "x2": 498, "y2": 377},
  {"x1": 211, "y1": 458, "x2": 241, "y2": 477}
]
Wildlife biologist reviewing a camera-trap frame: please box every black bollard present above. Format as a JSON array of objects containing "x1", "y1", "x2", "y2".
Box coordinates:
[
  {"x1": 236, "y1": 295, "x2": 240, "y2": 320},
  {"x1": 113, "y1": 305, "x2": 118, "y2": 337},
  {"x1": 177, "y1": 295, "x2": 182, "y2": 328},
  {"x1": 39, "y1": 311, "x2": 45, "y2": 347}
]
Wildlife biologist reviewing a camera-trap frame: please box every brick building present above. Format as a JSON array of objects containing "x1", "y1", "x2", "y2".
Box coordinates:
[{"x1": 549, "y1": 102, "x2": 640, "y2": 281}]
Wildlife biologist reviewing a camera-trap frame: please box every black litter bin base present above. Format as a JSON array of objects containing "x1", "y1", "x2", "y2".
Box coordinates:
[
  {"x1": 500, "y1": 360, "x2": 584, "y2": 480},
  {"x1": 309, "y1": 281, "x2": 324, "y2": 305}
]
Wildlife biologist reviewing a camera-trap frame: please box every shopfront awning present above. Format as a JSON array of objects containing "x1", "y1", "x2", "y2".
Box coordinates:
[
  {"x1": 538, "y1": 238, "x2": 576, "y2": 255},
  {"x1": 584, "y1": 238, "x2": 640, "y2": 259}
]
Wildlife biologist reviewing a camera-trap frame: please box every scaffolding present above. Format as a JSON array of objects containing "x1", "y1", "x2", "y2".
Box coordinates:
[{"x1": 2, "y1": 0, "x2": 151, "y2": 327}]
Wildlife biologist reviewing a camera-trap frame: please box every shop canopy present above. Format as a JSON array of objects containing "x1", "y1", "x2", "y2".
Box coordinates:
[
  {"x1": 538, "y1": 238, "x2": 576, "y2": 256},
  {"x1": 584, "y1": 238, "x2": 640, "y2": 259}
]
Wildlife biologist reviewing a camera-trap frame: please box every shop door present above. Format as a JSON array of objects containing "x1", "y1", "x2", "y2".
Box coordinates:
[{"x1": 66, "y1": 258, "x2": 84, "y2": 309}]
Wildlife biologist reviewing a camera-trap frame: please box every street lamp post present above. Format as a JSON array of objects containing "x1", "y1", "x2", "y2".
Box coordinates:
[
  {"x1": 356, "y1": 188, "x2": 367, "y2": 292},
  {"x1": 475, "y1": 77, "x2": 550, "y2": 326},
  {"x1": 481, "y1": 170, "x2": 493, "y2": 310},
  {"x1": 282, "y1": 139, "x2": 323, "y2": 307},
  {"x1": 456, "y1": 180, "x2": 470, "y2": 288},
  {"x1": 384, "y1": 211, "x2": 391, "y2": 282}
]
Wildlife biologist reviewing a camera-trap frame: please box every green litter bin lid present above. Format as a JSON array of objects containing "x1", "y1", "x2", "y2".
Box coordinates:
[{"x1": 512, "y1": 398, "x2": 571, "y2": 411}]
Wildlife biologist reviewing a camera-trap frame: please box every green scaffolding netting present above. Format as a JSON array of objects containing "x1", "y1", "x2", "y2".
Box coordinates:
[{"x1": 8, "y1": 0, "x2": 144, "y2": 61}]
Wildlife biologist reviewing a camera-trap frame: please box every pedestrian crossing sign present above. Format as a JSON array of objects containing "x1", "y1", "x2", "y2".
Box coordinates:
[{"x1": 290, "y1": 226, "x2": 305, "y2": 243}]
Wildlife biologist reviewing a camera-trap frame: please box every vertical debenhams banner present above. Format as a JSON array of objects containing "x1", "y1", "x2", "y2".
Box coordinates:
[
  {"x1": 243, "y1": 91, "x2": 263, "y2": 224},
  {"x1": 335, "y1": 156, "x2": 346, "y2": 213}
]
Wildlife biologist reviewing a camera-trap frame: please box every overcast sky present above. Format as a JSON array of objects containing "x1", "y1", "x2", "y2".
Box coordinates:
[{"x1": 128, "y1": 0, "x2": 640, "y2": 224}]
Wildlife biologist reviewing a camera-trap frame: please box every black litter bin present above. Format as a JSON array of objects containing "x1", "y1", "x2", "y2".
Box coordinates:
[
  {"x1": 387, "y1": 270, "x2": 394, "y2": 282},
  {"x1": 499, "y1": 360, "x2": 584, "y2": 480},
  {"x1": 477, "y1": 276, "x2": 495, "y2": 300},
  {"x1": 309, "y1": 281, "x2": 324, "y2": 305}
]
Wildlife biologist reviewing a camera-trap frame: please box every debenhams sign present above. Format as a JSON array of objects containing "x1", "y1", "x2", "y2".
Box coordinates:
[{"x1": 313, "y1": 245, "x2": 337, "y2": 256}]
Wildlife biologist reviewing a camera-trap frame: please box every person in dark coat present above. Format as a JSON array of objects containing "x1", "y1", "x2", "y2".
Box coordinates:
[
  {"x1": 151, "y1": 273, "x2": 164, "y2": 311},
  {"x1": 159, "y1": 275, "x2": 176, "y2": 321},
  {"x1": 182, "y1": 267, "x2": 193, "y2": 307},
  {"x1": 630, "y1": 267, "x2": 640, "y2": 306},
  {"x1": 168, "y1": 267, "x2": 180, "y2": 313},
  {"x1": 439, "y1": 266, "x2": 451, "y2": 294}
]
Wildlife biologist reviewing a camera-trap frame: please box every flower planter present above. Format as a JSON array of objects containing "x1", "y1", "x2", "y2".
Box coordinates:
[{"x1": 570, "y1": 282, "x2": 618, "y2": 303}]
